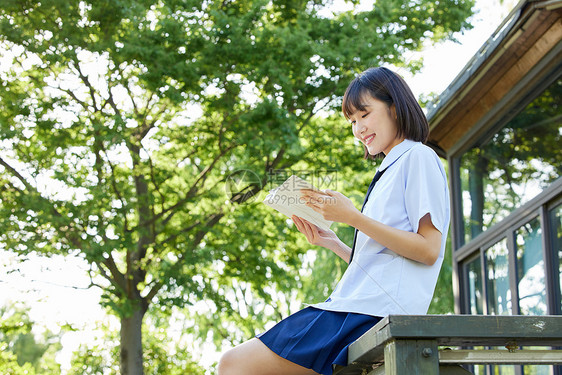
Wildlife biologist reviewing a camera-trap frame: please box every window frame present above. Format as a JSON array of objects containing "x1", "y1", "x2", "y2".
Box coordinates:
[{"x1": 451, "y1": 62, "x2": 562, "y2": 316}]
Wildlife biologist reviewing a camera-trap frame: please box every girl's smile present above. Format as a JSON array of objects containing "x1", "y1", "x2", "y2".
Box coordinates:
[{"x1": 363, "y1": 133, "x2": 375, "y2": 145}]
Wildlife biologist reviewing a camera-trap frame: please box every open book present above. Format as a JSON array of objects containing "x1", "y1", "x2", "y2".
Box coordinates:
[{"x1": 263, "y1": 175, "x2": 333, "y2": 231}]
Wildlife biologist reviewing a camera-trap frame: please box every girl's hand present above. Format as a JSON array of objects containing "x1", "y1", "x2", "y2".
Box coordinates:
[
  {"x1": 292, "y1": 215, "x2": 339, "y2": 249},
  {"x1": 300, "y1": 189, "x2": 359, "y2": 225}
]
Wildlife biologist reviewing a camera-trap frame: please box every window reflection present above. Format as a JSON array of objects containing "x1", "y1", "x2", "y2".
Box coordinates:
[
  {"x1": 486, "y1": 239, "x2": 511, "y2": 315},
  {"x1": 471, "y1": 364, "x2": 485, "y2": 375},
  {"x1": 491, "y1": 365, "x2": 516, "y2": 375},
  {"x1": 516, "y1": 217, "x2": 546, "y2": 315},
  {"x1": 466, "y1": 256, "x2": 484, "y2": 314},
  {"x1": 459, "y1": 78, "x2": 562, "y2": 245},
  {"x1": 523, "y1": 363, "x2": 552, "y2": 375}
]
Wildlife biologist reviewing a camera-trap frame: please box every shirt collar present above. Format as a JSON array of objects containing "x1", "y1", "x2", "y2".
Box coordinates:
[{"x1": 379, "y1": 139, "x2": 419, "y2": 171}]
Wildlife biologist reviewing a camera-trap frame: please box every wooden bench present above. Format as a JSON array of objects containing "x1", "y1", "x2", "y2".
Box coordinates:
[{"x1": 333, "y1": 315, "x2": 562, "y2": 375}]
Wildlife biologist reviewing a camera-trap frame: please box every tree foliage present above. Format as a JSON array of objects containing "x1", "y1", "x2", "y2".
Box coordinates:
[
  {"x1": 68, "y1": 315, "x2": 207, "y2": 375},
  {"x1": 0, "y1": 0, "x2": 474, "y2": 373},
  {"x1": 0, "y1": 303, "x2": 61, "y2": 374}
]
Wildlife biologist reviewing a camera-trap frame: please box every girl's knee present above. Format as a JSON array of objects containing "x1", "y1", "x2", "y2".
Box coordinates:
[
  {"x1": 218, "y1": 339, "x2": 267, "y2": 375},
  {"x1": 217, "y1": 347, "x2": 241, "y2": 375}
]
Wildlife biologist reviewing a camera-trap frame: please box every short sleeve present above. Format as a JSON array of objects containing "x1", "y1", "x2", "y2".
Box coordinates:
[{"x1": 403, "y1": 146, "x2": 449, "y2": 234}]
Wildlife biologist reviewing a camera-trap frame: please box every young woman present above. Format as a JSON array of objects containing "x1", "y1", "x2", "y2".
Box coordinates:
[{"x1": 218, "y1": 67, "x2": 450, "y2": 375}]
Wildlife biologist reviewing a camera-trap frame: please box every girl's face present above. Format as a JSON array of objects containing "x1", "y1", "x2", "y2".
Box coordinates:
[{"x1": 349, "y1": 95, "x2": 404, "y2": 156}]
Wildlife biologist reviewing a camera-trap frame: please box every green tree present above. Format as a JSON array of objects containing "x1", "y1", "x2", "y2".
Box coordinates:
[
  {"x1": 0, "y1": 304, "x2": 36, "y2": 375},
  {"x1": 0, "y1": 350, "x2": 36, "y2": 375},
  {"x1": 68, "y1": 314, "x2": 207, "y2": 375},
  {"x1": 0, "y1": 0, "x2": 474, "y2": 373},
  {"x1": 427, "y1": 236, "x2": 454, "y2": 314},
  {"x1": 0, "y1": 303, "x2": 61, "y2": 374}
]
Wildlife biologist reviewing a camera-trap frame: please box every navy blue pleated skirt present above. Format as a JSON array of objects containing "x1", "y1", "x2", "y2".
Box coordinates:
[{"x1": 256, "y1": 306, "x2": 382, "y2": 375}]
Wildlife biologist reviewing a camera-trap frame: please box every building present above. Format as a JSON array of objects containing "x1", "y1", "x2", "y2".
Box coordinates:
[{"x1": 426, "y1": 0, "x2": 562, "y2": 374}]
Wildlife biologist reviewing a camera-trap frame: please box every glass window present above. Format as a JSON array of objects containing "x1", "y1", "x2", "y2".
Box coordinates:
[
  {"x1": 471, "y1": 362, "x2": 485, "y2": 375},
  {"x1": 459, "y1": 78, "x2": 562, "y2": 245},
  {"x1": 491, "y1": 362, "x2": 551, "y2": 374},
  {"x1": 549, "y1": 203, "x2": 562, "y2": 313},
  {"x1": 485, "y1": 239, "x2": 512, "y2": 315},
  {"x1": 516, "y1": 217, "x2": 546, "y2": 315},
  {"x1": 466, "y1": 256, "x2": 484, "y2": 314},
  {"x1": 523, "y1": 363, "x2": 552, "y2": 375},
  {"x1": 491, "y1": 365, "x2": 516, "y2": 375}
]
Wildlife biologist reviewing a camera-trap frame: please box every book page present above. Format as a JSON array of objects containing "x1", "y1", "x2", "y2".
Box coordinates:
[{"x1": 263, "y1": 175, "x2": 333, "y2": 231}]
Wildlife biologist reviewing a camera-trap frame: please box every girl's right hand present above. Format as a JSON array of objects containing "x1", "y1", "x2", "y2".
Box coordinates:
[{"x1": 292, "y1": 215, "x2": 339, "y2": 249}]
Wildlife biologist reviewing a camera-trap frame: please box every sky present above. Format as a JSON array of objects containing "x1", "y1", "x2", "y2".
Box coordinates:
[{"x1": 0, "y1": 0, "x2": 519, "y2": 372}]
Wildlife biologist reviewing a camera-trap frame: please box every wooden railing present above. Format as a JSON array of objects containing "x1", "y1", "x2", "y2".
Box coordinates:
[{"x1": 333, "y1": 315, "x2": 562, "y2": 375}]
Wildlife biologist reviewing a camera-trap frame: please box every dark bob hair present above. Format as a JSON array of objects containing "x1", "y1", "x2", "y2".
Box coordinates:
[{"x1": 342, "y1": 67, "x2": 429, "y2": 159}]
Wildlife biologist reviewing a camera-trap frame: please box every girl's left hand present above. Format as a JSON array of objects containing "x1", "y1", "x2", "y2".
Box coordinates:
[{"x1": 300, "y1": 188, "x2": 359, "y2": 224}]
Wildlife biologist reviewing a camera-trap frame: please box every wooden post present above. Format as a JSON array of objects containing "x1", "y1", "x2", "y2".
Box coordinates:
[{"x1": 383, "y1": 339, "x2": 439, "y2": 375}]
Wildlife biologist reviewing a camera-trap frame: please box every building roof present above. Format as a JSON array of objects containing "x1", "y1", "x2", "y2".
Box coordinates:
[{"x1": 426, "y1": 0, "x2": 562, "y2": 157}]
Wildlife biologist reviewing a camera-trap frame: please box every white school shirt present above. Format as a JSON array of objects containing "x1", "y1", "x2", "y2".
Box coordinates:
[{"x1": 312, "y1": 139, "x2": 450, "y2": 317}]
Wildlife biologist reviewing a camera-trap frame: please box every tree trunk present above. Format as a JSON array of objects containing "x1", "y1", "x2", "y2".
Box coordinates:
[
  {"x1": 120, "y1": 306, "x2": 145, "y2": 375},
  {"x1": 469, "y1": 155, "x2": 486, "y2": 239}
]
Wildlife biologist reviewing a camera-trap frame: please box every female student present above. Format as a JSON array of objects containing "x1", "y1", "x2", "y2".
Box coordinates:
[{"x1": 218, "y1": 67, "x2": 450, "y2": 375}]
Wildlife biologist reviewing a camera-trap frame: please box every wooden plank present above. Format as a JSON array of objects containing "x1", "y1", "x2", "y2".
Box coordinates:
[
  {"x1": 384, "y1": 339, "x2": 439, "y2": 375},
  {"x1": 439, "y1": 349, "x2": 562, "y2": 365},
  {"x1": 348, "y1": 315, "x2": 562, "y2": 366},
  {"x1": 374, "y1": 315, "x2": 562, "y2": 342},
  {"x1": 338, "y1": 315, "x2": 562, "y2": 375},
  {"x1": 365, "y1": 364, "x2": 475, "y2": 375},
  {"x1": 412, "y1": 315, "x2": 558, "y2": 341},
  {"x1": 347, "y1": 317, "x2": 391, "y2": 366}
]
